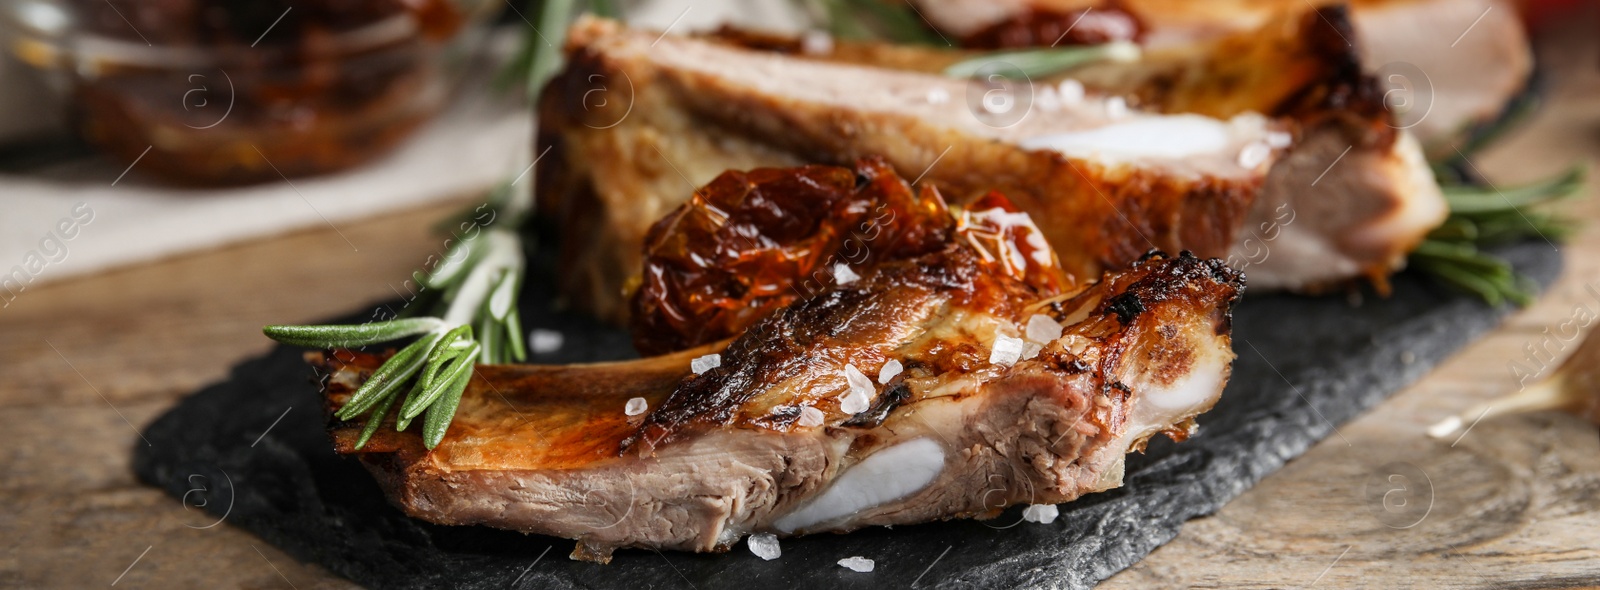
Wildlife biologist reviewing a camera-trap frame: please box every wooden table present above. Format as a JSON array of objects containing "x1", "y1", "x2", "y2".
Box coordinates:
[{"x1": 5, "y1": 21, "x2": 1599, "y2": 590}]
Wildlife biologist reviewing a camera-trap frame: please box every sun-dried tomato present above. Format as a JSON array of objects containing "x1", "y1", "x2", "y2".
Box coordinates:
[
  {"x1": 631, "y1": 157, "x2": 955, "y2": 355},
  {"x1": 631, "y1": 157, "x2": 1069, "y2": 355}
]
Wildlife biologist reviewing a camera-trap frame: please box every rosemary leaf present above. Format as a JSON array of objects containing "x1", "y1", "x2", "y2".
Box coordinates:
[
  {"x1": 1473, "y1": 212, "x2": 1576, "y2": 245},
  {"x1": 822, "y1": 0, "x2": 875, "y2": 41},
  {"x1": 402, "y1": 342, "x2": 480, "y2": 421},
  {"x1": 430, "y1": 181, "x2": 511, "y2": 235},
  {"x1": 396, "y1": 347, "x2": 457, "y2": 429},
  {"x1": 505, "y1": 308, "x2": 528, "y2": 363},
  {"x1": 1445, "y1": 83, "x2": 1542, "y2": 163},
  {"x1": 529, "y1": 0, "x2": 577, "y2": 96},
  {"x1": 423, "y1": 234, "x2": 488, "y2": 290},
  {"x1": 263, "y1": 317, "x2": 445, "y2": 349},
  {"x1": 496, "y1": 0, "x2": 575, "y2": 95},
  {"x1": 1426, "y1": 216, "x2": 1479, "y2": 242},
  {"x1": 336, "y1": 331, "x2": 444, "y2": 420},
  {"x1": 394, "y1": 270, "x2": 441, "y2": 318},
  {"x1": 1414, "y1": 165, "x2": 1585, "y2": 306},
  {"x1": 354, "y1": 386, "x2": 402, "y2": 450},
  {"x1": 944, "y1": 42, "x2": 1141, "y2": 79},
  {"x1": 1441, "y1": 165, "x2": 1585, "y2": 214},
  {"x1": 1411, "y1": 241, "x2": 1506, "y2": 276},
  {"x1": 1415, "y1": 258, "x2": 1507, "y2": 307},
  {"x1": 427, "y1": 324, "x2": 474, "y2": 363},
  {"x1": 478, "y1": 311, "x2": 500, "y2": 364},
  {"x1": 833, "y1": 0, "x2": 944, "y2": 45},
  {"x1": 444, "y1": 231, "x2": 521, "y2": 326},
  {"x1": 392, "y1": 362, "x2": 437, "y2": 432},
  {"x1": 422, "y1": 362, "x2": 476, "y2": 449},
  {"x1": 488, "y1": 269, "x2": 519, "y2": 321},
  {"x1": 414, "y1": 331, "x2": 470, "y2": 396},
  {"x1": 588, "y1": 0, "x2": 617, "y2": 18},
  {"x1": 395, "y1": 392, "x2": 419, "y2": 430}
]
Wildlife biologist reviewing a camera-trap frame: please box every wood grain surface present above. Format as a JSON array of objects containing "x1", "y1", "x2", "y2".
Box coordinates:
[{"x1": 4, "y1": 17, "x2": 1599, "y2": 590}]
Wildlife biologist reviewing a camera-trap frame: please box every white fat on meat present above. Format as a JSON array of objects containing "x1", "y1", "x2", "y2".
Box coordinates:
[
  {"x1": 1117, "y1": 345, "x2": 1232, "y2": 452},
  {"x1": 772, "y1": 437, "x2": 945, "y2": 533},
  {"x1": 1021, "y1": 115, "x2": 1231, "y2": 161}
]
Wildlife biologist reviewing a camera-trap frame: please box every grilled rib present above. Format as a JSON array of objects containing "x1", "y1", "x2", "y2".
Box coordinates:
[
  {"x1": 1053, "y1": 5, "x2": 1449, "y2": 291},
  {"x1": 708, "y1": 5, "x2": 1448, "y2": 292},
  {"x1": 538, "y1": 16, "x2": 1283, "y2": 323},
  {"x1": 910, "y1": 0, "x2": 1532, "y2": 156},
  {"x1": 320, "y1": 164, "x2": 1244, "y2": 562}
]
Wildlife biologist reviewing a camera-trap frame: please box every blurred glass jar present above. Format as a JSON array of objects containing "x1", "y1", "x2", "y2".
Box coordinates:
[{"x1": 1, "y1": 0, "x2": 499, "y2": 185}]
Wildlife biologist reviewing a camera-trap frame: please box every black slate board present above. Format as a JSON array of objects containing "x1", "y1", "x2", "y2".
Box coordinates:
[{"x1": 132, "y1": 242, "x2": 1561, "y2": 590}]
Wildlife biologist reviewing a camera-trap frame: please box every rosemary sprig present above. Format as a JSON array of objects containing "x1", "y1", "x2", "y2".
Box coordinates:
[
  {"x1": 943, "y1": 42, "x2": 1141, "y2": 79},
  {"x1": 265, "y1": 221, "x2": 528, "y2": 449},
  {"x1": 499, "y1": 0, "x2": 581, "y2": 93},
  {"x1": 267, "y1": 0, "x2": 576, "y2": 450},
  {"x1": 262, "y1": 317, "x2": 445, "y2": 349},
  {"x1": 1441, "y1": 166, "x2": 1584, "y2": 215},
  {"x1": 1432, "y1": 77, "x2": 1542, "y2": 167},
  {"x1": 813, "y1": 0, "x2": 944, "y2": 45},
  {"x1": 1412, "y1": 165, "x2": 1585, "y2": 305}
]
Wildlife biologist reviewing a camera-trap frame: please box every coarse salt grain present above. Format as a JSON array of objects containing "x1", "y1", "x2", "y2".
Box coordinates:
[
  {"x1": 877, "y1": 359, "x2": 902, "y2": 384},
  {"x1": 840, "y1": 392, "x2": 869, "y2": 414},
  {"x1": 624, "y1": 397, "x2": 648, "y2": 416},
  {"x1": 845, "y1": 365, "x2": 874, "y2": 397},
  {"x1": 801, "y1": 30, "x2": 833, "y2": 55},
  {"x1": 839, "y1": 365, "x2": 874, "y2": 414},
  {"x1": 691, "y1": 353, "x2": 721, "y2": 374},
  {"x1": 1104, "y1": 39, "x2": 1141, "y2": 62},
  {"x1": 837, "y1": 556, "x2": 875, "y2": 572},
  {"x1": 747, "y1": 533, "x2": 781, "y2": 560},
  {"x1": 1058, "y1": 79, "x2": 1085, "y2": 105},
  {"x1": 798, "y1": 406, "x2": 825, "y2": 427},
  {"x1": 1035, "y1": 85, "x2": 1060, "y2": 112},
  {"x1": 1025, "y1": 314, "x2": 1063, "y2": 343},
  {"x1": 833, "y1": 263, "x2": 859, "y2": 285},
  {"x1": 1237, "y1": 141, "x2": 1272, "y2": 169},
  {"x1": 1105, "y1": 96, "x2": 1128, "y2": 119},
  {"x1": 1021, "y1": 341, "x2": 1044, "y2": 361},
  {"x1": 990, "y1": 334, "x2": 1024, "y2": 366},
  {"x1": 1022, "y1": 503, "x2": 1060, "y2": 524},
  {"x1": 528, "y1": 329, "x2": 564, "y2": 354}
]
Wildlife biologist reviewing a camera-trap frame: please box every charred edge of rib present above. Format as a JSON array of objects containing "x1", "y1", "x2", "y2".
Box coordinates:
[
  {"x1": 1102, "y1": 380, "x2": 1132, "y2": 398},
  {"x1": 1106, "y1": 291, "x2": 1145, "y2": 325},
  {"x1": 1106, "y1": 251, "x2": 1245, "y2": 331},
  {"x1": 751, "y1": 403, "x2": 804, "y2": 430},
  {"x1": 621, "y1": 243, "x2": 988, "y2": 455},
  {"x1": 1274, "y1": 5, "x2": 1396, "y2": 147},
  {"x1": 841, "y1": 380, "x2": 913, "y2": 428}
]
